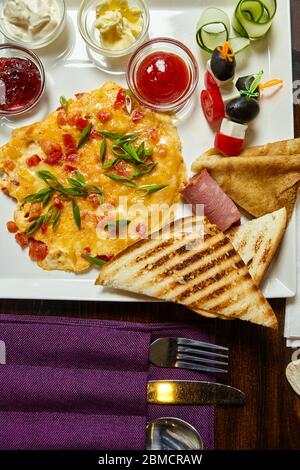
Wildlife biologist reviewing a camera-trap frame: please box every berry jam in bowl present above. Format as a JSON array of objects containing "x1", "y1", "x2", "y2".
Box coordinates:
[
  {"x1": 0, "y1": 44, "x2": 45, "y2": 116},
  {"x1": 126, "y1": 37, "x2": 199, "y2": 113}
]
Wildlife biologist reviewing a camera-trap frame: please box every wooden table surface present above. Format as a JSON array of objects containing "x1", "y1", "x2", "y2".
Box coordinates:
[{"x1": 1, "y1": 0, "x2": 300, "y2": 451}]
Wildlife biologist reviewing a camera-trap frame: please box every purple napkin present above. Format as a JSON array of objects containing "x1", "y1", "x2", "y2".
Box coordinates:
[{"x1": 0, "y1": 314, "x2": 215, "y2": 450}]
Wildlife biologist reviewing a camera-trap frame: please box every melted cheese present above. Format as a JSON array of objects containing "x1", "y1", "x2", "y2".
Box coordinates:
[{"x1": 0, "y1": 82, "x2": 186, "y2": 272}]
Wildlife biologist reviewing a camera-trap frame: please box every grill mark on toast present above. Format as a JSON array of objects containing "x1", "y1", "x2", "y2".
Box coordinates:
[
  {"x1": 162, "y1": 238, "x2": 230, "y2": 274},
  {"x1": 144, "y1": 233, "x2": 222, "y2": 272},
  {"x1": 187, "y1": 268, "x2": 251, "y2": 309},
  {"x1": 175, "y1": 259, "x2": 245, "y2": 302},
  {"x1": 254, "y1": 234, "x2": 263, "y2": 253},
  {"x1": 156, "y1": 251, "x2": 241, "y2": 296},
  {"x1": 261, "y1": 244, "x2": 271, "y2": 264},
  {"x1": 182, "y1": 249, "x2": 237, "y2": 282},
  {"x1": 235, "y1": 237, "x2": 247, "y2": 251},
  {"x1": 205, "y1": 286, "x2": 261, "y2": 319},
  {"x1": 175, "y1": 233, "x2": 212, "y2": 255},
  {"x1": 136, "y1": 239, "x2": 174, "y2": 263}
]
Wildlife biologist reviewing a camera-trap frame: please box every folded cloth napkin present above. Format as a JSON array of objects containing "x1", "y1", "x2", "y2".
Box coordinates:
[
  {"x1": 285, "y1": 198, "x2": 300, "y2": 347},
  {"x1": 0, "y1": 314, "x2": 215, "y2": 450}
]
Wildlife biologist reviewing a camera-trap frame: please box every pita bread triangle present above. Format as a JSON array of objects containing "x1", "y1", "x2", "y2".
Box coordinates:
[
  {"x1": 226, "y1": 208, "x2": 287, "y2": 285},
  {"x1": 191, "y1": 152, "x2": 300, "y2": 221}
]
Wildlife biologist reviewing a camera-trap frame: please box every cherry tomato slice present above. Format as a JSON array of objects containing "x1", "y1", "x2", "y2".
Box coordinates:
[
  {"x1": 29, "y1": 239, "x2": 48, "y2": 261},
  {"x1": 6, "y1": 221, "x2": 18, "y2": 233},
  {"x1": 201, "y1": 88, "x2": 224, "y2": 124},
  {"x1": 15, "y1": 232, "x2": 28, "y2": 248},
  {"x1": 214, "y1": 132, "x2": 244, "y2": 156},
  {"x1": 98, "y1": 110, "x2": 111, "y2": 123},
  {"x1": 204, "y1": 70, "x2": 218, "y2": 89},
  {"x1": 26, "y1": 154, "x2": 41, "y2": 167}
]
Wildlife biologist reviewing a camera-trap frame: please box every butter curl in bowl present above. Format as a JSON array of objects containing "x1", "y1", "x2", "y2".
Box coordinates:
[{"x1": 78, "y1": 0, "x2": 150, "y2": 59}]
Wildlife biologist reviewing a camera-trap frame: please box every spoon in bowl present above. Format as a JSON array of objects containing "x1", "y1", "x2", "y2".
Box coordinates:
[{"x1": 146, "y1": 417, "x2": 204, "y2": 450}]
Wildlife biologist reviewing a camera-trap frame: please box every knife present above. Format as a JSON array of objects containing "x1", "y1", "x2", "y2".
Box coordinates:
[{"x1": 147, "y1": 380, "x2": 245, "y2": 405}]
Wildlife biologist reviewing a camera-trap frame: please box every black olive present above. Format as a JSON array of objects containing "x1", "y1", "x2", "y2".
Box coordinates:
[
  {"x1": 211, "y1": 47, "x2": 236, "y2": 81},
  {"x1": 226, "y1": 96, "x2": 260, "y2": 124},
  {"x1": 236, "y1": 75, "x2": 260, "y2": 100}
]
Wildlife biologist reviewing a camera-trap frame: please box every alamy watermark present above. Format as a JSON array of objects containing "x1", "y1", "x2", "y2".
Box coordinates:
[{"x1": 94, "y1": 199, "x2": 205, "y2": 249}]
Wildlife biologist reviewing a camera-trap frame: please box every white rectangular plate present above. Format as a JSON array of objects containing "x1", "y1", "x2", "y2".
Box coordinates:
[{"x1": 0, "y1": 0, "x2": 296, "y2": 300}]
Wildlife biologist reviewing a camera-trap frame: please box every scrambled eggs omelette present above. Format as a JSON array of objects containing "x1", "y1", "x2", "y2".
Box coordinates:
[{"x1": 0, "y1": 82, "x2": 186, "y2": 272}]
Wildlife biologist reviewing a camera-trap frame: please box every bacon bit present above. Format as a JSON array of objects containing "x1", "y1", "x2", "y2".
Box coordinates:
[
  {"x1": 83, "y1": 246, "x2": 91, "y2": 254},
  {"x1": 65, "y1": 153, "x2": 78, "y2": 162},
  {"x1": 11, "y1": 179, "x2": 20, "y2": 186},
  {"x1": 28, "y1": 202, "x2": 42, "y2": 222},
  {"x1": 6, "y1": 221, "x2": 18, "y2": 233},
  {"x1": 41, "y1": 141, "x2": 62, "y2": 155},
  {"x1": 87, "y1": 193, "x2": 100, "y2": 208},
  {"x1": 15, "y1": 232, "x2": 28, "y2": 248},
  {"x1": 63, "y1": 163, "x2": 77, "y2": 172},
  {"x1": 44, "y1": 151, "x2": 63, "y2": 165},
  {"x1": 54, "y1": 198, "x2": 63, "y2": 209},
  {"x1": 1, "y1": 187, "x2": 9, "y2": 194},
  {"x1": 4, "y1": 159, "x2": 15, "y2": 171},
  {"x1": 42, "y1": 142, "x2": 63, "y2": 165},
  {"x1": 67, "y1": 113, "x2": 77, "y2": 127},
  {"x1": 98, "y1": 110, "x2": 112, "y2": 123},
  {"x1": 26, "y1": 154, "x2": 41, "y2": 167},
  {"x1": 29, "y1": 239, "x2": 48, "y2": 261},
  {"x1": 57, "y1": 110, "x2": 67, "y2": 127},
  {"x1": 114, "y1": 160, "x2": 131, "y2": 177},
  {"x1": 89, "y1": 127, "x2": 102, "y2": 141},
  {"x1": 114, "y1": 88, "x2": 126, "y2": 109},
  {"x1": 132, "y1": 110, "x2": 144, "y2": 123},
  {"x1": 62, "y1": 134, "x2": 77, "y2": 157},
  {"x1": 75, "y1": 92, "x2": 85, "y2": 99},
  {"x1": 147, "y1": 128, "x2": 160, "y2": 144},
  {"x1": 75, "y1": 117, "x2": 89, "y2": 130}
]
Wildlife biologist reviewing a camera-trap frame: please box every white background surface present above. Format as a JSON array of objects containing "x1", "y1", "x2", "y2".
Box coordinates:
[{"x1": 0, "y1": 0, "x2": 296, "y2": 300}]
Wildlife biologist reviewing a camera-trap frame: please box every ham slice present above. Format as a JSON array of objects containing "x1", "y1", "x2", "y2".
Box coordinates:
[{"x1": 182, "y1": 169, "x2": 241, "y2": 232}]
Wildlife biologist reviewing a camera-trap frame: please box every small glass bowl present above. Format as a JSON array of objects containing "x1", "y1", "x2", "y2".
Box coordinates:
[
  {"x1": 0, "y1": 0, "x2": 66, "y2": 50},
  {"x1": 0, "y1": 44, "x2": 45, "y2": 116},
  {"x1": 78, "y1": 0, "x2": 150, "y2": 71},
  {"x1": 126, "y1": 37, "x2": 199, "y2": 113}
]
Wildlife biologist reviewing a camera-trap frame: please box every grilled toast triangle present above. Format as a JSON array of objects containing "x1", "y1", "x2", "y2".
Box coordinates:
[
  {"x1": 226, "y1": 208, "x2": 287, "y2": 286},
  {"x1": 96, "y1": 217, "x2": 277, "y2": 328}
]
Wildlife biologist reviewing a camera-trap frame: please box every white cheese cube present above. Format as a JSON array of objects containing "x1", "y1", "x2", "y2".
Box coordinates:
[
  {"x1": 219, "y1": 83, "x2": 241, "y2": 106},
  {"x1": 220, "y1": 118, "x2": 248, "y2": 140}
]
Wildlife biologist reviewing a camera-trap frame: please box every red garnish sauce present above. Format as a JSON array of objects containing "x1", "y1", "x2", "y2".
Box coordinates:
[
  {"x1": 135, "y1": 51, "x2": 190, "y2": 105},
  {"x1": 0, "y1": 57, "x2": 42, "y2": 112}
]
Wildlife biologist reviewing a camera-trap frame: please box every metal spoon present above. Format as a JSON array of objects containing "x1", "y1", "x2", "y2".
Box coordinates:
[{"x1": 146, "y1": 417, "x2": 204, "y2": 450}]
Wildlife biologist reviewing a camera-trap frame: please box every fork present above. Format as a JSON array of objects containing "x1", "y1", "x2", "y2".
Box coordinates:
[{"x1": 149, "y1": 337, "x2": 229, "y2": 374}]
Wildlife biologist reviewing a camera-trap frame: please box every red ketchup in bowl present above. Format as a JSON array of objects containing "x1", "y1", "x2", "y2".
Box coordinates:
[
  {"x1": 0, "y1": 57, "x2": 42, "y2": 112},
  {"x1": 135, "y1": 51, "x2": 190, "y2": 105}
]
